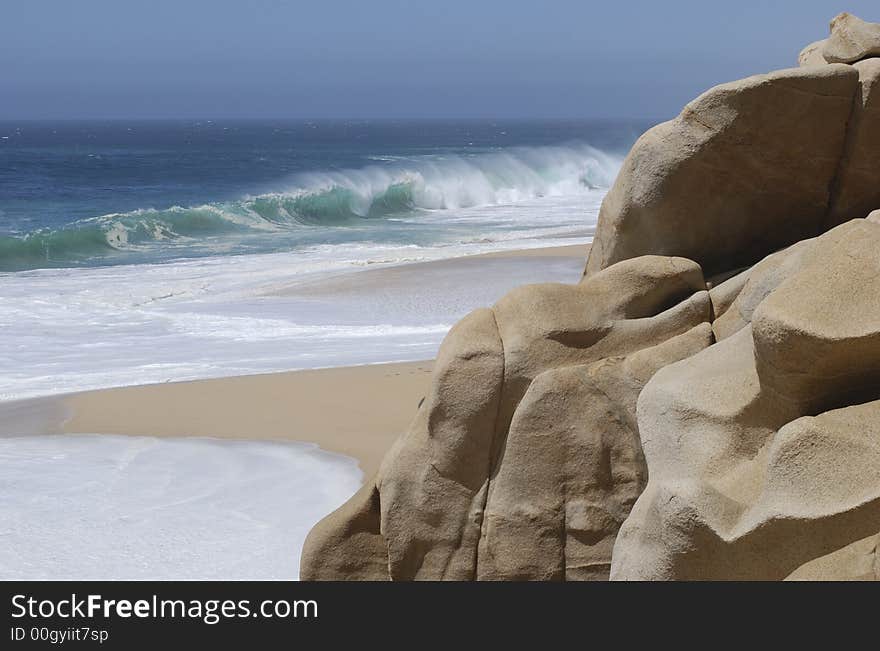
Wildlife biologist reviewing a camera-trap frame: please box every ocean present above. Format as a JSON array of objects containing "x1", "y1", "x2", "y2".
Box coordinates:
[
  {"x1": 0, "y1": 119, "x2": 648, "y2": 399},
  {"x1": 0, "y1": 119, "x2": 649, "y2": 579}
]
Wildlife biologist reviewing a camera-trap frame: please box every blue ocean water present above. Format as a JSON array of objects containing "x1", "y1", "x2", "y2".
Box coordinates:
[
  {"x1": 0, "y1": 119, "x2": 652, "y2": 400},
  {"x1": 0, "y1": 120, "x2": 648, "y2": 271}
]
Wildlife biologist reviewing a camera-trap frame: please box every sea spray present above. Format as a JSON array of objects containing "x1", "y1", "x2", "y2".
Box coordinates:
[{"x1": 0, "y1": 144, "x2": 620, "y2": 271}]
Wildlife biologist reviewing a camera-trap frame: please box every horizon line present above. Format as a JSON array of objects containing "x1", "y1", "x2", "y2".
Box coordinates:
[{"x1": 0, "y1": 115, "x2": 666, "y2": 123}]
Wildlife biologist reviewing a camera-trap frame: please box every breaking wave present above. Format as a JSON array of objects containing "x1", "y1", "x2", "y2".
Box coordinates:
[{"x1": 0, "y1": 144, "x2": 620, "y2": 271}]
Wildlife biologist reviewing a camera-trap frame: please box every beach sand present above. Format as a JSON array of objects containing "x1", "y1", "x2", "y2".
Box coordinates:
[
  {"x1": 0, "y1": 243, "x2": 588, "y2": 476},
  {"x1": 270, "y1": 242, "x2": 587, "y2": 297},
  {"x1": 60, "y1": 360, "x2": 433, "y2": 477}
]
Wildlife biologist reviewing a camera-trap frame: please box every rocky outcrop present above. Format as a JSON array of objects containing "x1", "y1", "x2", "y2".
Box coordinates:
[
  {"x1": 583, "y1": 65, "x2": 858, "y2": 277},
  {"x1": 301, "y1": 14, "x2": 880, "y2": 581},
  {"x1": 302, "y1": 256, "x2": 712, "y2": 580},
  {"x1": 611, "y1": 220, "x2": 880, "y2": 580},
  {"x1": 824, "y1": 12, "x2": 880, "y2": 64},
  {"x1": 710, "y1": 219, "x2": 865, "y2": 341},
  {"x1": 798, "y1": 13, "x2": 880, "y2": 66},
  {"x1": 477, "y1": 323, "x2": 712, "y2": 580}
]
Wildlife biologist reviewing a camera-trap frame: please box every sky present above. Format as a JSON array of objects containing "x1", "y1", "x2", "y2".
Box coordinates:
[{"x1": 1, "y1": 1, "x2": 878, "y2": 120}]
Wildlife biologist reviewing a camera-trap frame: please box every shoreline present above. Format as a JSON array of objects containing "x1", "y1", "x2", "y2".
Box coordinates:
[
  {"x1": 268, "y1": 241, "x2": 588, "y2": 296},
  {"x1": 61, "y1": 360, "x2": 434, "y2": 478},
  {"x1": 0, "y1": 360, "x2": 433, "y2": 478},
  {"x1": 0, "y1": 242, "x2": 589, "y2": 476}
]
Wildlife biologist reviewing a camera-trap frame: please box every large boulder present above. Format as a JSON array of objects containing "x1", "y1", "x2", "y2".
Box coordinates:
[
  {"x1": 301, "y1": 255, "x2": 711, "y2": 580},
  {"x1": 476, "y1": 324, "x2": 712, "y2": 580},
  {"x1": 823, "y1": 12, "x2": 880, "y2": 64},
  {"x1": 798, "y1": 39, "x2": 828, "y2": 67},
  {"x1": 710, "y1": 219, "x2": 879, "y2": 341},
  {"x1": 585, "y1": 65, "x2": 858, "y2": 277},
  {"x1": 299, "y1": 482, "x2": 388, "y2": 580},
  {"x1": 304, "y1": 307, "x2": 505, "y2": 580},
  {"x1": 610, "y1": 219, "x2": 880, "y2": 580}
]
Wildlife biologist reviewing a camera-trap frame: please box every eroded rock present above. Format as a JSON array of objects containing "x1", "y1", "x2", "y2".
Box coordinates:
[
  {"x1": 823, "y1": 12, "x2": 880, "y2": 64},
  {"x1": 798, "y1": 39, "x2": 829, "y2": 67},
  {"x1": 611, "y1": 220, "x2": 880, "y2": 580},
  {"x1": 301, "y1": 256, "x2": 711, "y2": 580},
  {"x1": 585, "y1": 65, "x2": 858, "y2": 276},
  {"x1": 476, "y1": 324, "x2": 713, "y2": 580}
]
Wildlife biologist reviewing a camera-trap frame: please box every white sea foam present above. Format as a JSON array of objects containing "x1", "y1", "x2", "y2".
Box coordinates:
[
  {"x1": 0, "y1": 434, "x2": 362, "y2": 580},
  {"x1": 285, "y1": 144, "x2": 619, "y2": 214},
  {"x1": 0, "y1": 195, "x2": 598, "y2": 400}
]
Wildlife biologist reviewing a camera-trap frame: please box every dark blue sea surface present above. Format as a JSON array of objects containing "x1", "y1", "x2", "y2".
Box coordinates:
[{"x1": 0, "y1": 120, "x2": 649, "y2": 271}]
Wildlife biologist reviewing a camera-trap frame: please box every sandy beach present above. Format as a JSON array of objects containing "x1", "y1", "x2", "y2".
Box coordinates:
[
  {"x1": 60, "y1": 360, "x2": 433, "y2": 477},
  {"x1": 0, "y1": 243, "x2": 588, "y2": 477}
]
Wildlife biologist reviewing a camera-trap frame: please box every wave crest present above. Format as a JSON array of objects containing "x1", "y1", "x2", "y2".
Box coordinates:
[{"x1": 0, "y1": 144, "x2": 620, "y2": 271}]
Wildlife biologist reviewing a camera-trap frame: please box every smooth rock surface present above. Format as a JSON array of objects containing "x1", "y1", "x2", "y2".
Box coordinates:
[
  {"x1": 302, "y1": 256, "x2": 712, "y2": 579},
  {"x1": 823, "y1": 12, "x2": 880, "y2": 64},
  {"x1": 798, "y1": 39, "x2": 828, "y2": 66},
  {"x1": 585, "y1": 65, "x2": 858, "y2": 276},
  {"x1": 611, "y1": 221, "x2": 880, "y2": 580},
  {"x1": 476, "y1": 324, "x2": 712, "y2": 580}
]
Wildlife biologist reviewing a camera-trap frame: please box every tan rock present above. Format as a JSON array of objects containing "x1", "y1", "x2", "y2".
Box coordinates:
[
  {"x1": 301, "y1": 255, "x2": 712, "y2": 579},
  {"x1": 798, "y1": 39, "x2": 829, "y2": 66},
  {"x1": 611, "y1": 223, "x2": 880, "y2": 580},
  {"x1": 303, "y1": 17, "x2": 880, "y2": 582},
  {"x1": 302, "y1": 307, "x2": 504, "y2": 580},
  {"x1": 712, "y1": 219, "x2": 878, "y2": 341},
  {"x1": 751, "y1": 223, "x2": 880, "y2": 412},
  {"x1": 708, "y1": 266, "x2": 751, "y2": 322},
  {"x1": 299, "y1": 482, "x2": 388, "y2": 580},
  {"x1": 823, "y1": 12, "x2": 880, "y2": 64},
  {"x1": 476, "y1": 324, "x2": 713, "y2": 581},
  {"x1": 493, "y1": 255, "x2": 708, "y2": 430},
  {"x1": 786, "y1": 533, "x2": 879, "y2": 581},
  {"x1": 585, "y1": 65, "x2": 858, "y2": 276},
  {"x1": 826, "y1": 59, "x2": 880, "y2": 227},
  {"x1": 377, "y1": 307, "x2": 505, "y2": 580}
]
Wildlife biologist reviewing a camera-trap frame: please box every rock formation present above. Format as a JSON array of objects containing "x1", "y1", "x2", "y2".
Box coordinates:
[
  {"x1": 583, "y1": 64, "x2": 858, "y2": 276},
  {"x1": 611, "y1": 220, "x2": 880, "y2": 580},
  {"x1": 301, "y1": 14, "x2": 880, "y2": 581},
  {"x1": 824, "y1": 12, "x2": 880, "y2": 64},
  {"x1": 798, "y1": 13, "x2": 880, "y2": 66},
  {"x1": 303, "y1": 257, "x2": 713, "y2": 580},
  {"x1": 798, "y1": 39, "x2": 828, "y2": 67}
]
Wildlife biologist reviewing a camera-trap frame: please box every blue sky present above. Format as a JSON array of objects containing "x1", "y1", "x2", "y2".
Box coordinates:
[{"x1": 2, "y1": 1, "x2": 877, "y2": 119}]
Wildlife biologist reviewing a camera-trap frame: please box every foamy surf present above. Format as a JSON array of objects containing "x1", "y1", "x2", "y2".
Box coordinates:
[
  {"x1": 0, "y1": 126, "x2": 625, "y2": 400},
  {"x1": 0, "y1": 232, "x2": 589, "y2": 400},
  {"x1": 0, "y1": 434, "x2": 362, "y2": 580}
]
